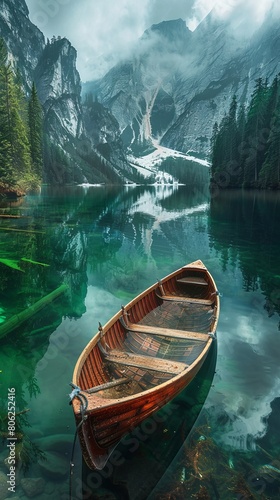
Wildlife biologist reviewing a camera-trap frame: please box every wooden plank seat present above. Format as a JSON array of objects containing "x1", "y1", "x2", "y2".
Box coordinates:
[
  {"x1": 104, "y1": 349, "x2": 188, "y2": 375},
  {"x1": 177, "y1": 276, "x2": 208, "y2": 286},
  {"x1": 155, "y1": 289, "x2": 214, "y2": 306},
  {"x1": 85, "y1": 377, "x2": 131, "y2": 394},
  {"x1": 120, "y1": 316, "x2": 208, "y2": 341}
]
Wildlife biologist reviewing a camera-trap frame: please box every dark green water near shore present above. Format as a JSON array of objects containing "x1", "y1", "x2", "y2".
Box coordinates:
[{"x1": 0, "y1": 184, "x2": 280, "y2": 499}]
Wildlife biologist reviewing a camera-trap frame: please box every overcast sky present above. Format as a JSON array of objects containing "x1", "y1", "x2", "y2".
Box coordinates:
[{"x1": 25, "y1": 0, "x2": 278, "y2": 82}]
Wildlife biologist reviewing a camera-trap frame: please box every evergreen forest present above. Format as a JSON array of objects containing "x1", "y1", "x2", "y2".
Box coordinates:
[
  {"x1": 0, "y1": 38, "x2": 43, "y2": 196},
  {"x1": 2, "y1": 27, "x2": 280, "y2": 196},
  {"x1": 211, "y1": 76, "x2": 280, "y2": 190}
]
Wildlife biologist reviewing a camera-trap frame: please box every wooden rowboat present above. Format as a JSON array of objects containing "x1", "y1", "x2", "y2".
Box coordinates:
[{"x1": 70, "y1": 260, "x2": 220, "y2": 470}]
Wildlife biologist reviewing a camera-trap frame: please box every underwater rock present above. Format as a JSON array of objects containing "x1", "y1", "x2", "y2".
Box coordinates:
[
  {"x1": 35, "y1": 434, "x2": 73, "y2": 454},
  {"x1": 26, "y1": 494, "x2": 61, "y2": 500},
  {"x1": 20, "y1": 477, "x2": 45, "y2": 498},
  {"x1": 39, "y1": 451, "x2": 68, "y2": 480},
  {"x1": 2, "y1": 497, "x2": 20, "y2": 500},
  {"x1": 43, "y1": 481, "x2": 56, "y2": 495}
]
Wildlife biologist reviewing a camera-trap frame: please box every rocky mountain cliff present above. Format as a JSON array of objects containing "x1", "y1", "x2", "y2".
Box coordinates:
[
  {"x1": 2, "y1": 0, "x2": 280, "y2": 184},
  {"x1": 0, "y1": 0, "x2": 135, "y2": 185},
  {"x1": 0, "y1": 0, "x2": 44, "y2": 88},
  {"x1": 86, "y1": 11, "x2": 280, "y2": 157},
  {"x1": 85, "y1": 19, "x2": 192, "y2": 153},
  {"x1": 162, "y1": 12, "x2": 280, "y2": 155}
]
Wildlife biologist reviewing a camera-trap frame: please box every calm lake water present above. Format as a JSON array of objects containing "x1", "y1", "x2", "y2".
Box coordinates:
[{"x1": 0, "y1": 183, "x2": 280, "y2": 500}]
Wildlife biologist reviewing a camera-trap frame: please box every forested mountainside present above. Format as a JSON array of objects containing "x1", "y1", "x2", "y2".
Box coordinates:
[
  {"x1": 86, "y1": 11, "x2": 280, "y2": 181},
  {"x1": 0, "y1": 0, "x2": 135, "y2": 194},
  {"x1": 1, "y1": 0, "x2": 280, "y2": 193},
  {"x1": 211, "y1": 76, "x2": 280, "y2": 191}
]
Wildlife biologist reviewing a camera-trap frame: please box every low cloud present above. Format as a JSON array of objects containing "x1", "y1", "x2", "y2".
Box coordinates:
[
  {"x1": 187, "y1": 0, "x2": 279, "y2": 34},
  {"x1": 26, "y1": 0, "x2": 195, "y2": 81},
  {"x1": 25, "y1": 0, "x2": 279, "y2": 81}
]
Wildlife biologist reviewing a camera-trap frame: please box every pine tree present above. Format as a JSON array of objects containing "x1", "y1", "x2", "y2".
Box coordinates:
[
  {"x1": 259, "y1": 97, "x2": 280, "y2": 188},
  {"x1": 211, "y1": 121, "x2": 223, "y2": 178},
  {"x1": 225, "y1": 95, "x2": 239, "y2": 186},
  {"x1": 235, "y1": 104, "x2": 247, "y2": 185},
  {"x1": 243, "y1": 78, "x2": 269, "y2": 186},
  {"x1": 210, "y1": 96, "x2": 238, "y2": 188},
  {"x1": 210, "y1": 122, "x2": 219, "y2": 157},
  {"x1": 265, "y1": 75, "x2": 279, "y2": 124},
  {"x1": 0, "y1": 42, "x2": 14, "y2": 184},
  {"x1": 211, "y1": 75, "x2": 280, "y2": 190},
  {"x1": 0, "y1": 38, "x2": 31, "y2": 187},
  {"x1": 10, "y1": 70, "x2": 32, "y2": 182},
  {"x1": 28, "y1": 82, "x2": 43, "y2": 178}
]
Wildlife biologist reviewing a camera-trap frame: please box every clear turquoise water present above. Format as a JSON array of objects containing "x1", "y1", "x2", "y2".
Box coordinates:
[{"x1": 0, "y1": 184, "x2": 279, "y2": 499}]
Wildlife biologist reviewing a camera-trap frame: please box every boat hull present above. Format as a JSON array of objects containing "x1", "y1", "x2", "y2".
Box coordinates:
[{"x1": 71, "y1": 260, "x2": 220, "y2": 470}]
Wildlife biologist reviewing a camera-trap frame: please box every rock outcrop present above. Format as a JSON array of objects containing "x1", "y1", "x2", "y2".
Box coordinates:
[
  {"x1": 0, "y1": 0, "x2": 134, "y2": 184},
  {"x1": 87, "y1": 13, "x2": 280, "y2": 156}
]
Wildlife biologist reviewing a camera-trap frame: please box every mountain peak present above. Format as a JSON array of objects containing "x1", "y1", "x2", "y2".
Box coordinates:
[
  {"x1": 2, "y1": 0, "x2": 29, "y2": 17},
  {"x1": 140, "y1": 18, "x2": 192, "y2": 56},
  {"x1": 143, "y1": 18, "x2": 191, "y2": 42}
]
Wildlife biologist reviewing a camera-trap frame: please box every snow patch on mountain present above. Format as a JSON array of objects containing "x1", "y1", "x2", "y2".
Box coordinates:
[
  {"x1": 127, "y1": 140, "x2": 209, "y2": 185},
  {"x1": 128, "y1": 140, "x2": 209, "y2": 177}
]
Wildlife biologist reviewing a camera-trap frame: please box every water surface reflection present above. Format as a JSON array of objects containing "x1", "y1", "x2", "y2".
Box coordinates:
[{"x1": 0, "y1": 185, "x2": 279, "y2": 499}]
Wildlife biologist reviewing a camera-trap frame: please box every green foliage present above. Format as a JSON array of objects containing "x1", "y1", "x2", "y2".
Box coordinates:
[
  {"x1": 211, "y1": 75, "x2": 280, "y2": 190},
  {"x1": 0, "y1": 258, "x2": 24, "y2": 271},
  {"x1": 28, "y1": 82, "x2": 43, "y2": 178},
  {"x1": 160, "y1": 157, "x2": 210, "y2": 185},
  {"x1": 42, "y1": 134, "x2": 72, "y2": 184},
  {"x1": 0, "y1": 38, "x2": 43, "y2": 193},
  {"x1": 259, "y1": 96, "x2": 280, "y2": 188}
]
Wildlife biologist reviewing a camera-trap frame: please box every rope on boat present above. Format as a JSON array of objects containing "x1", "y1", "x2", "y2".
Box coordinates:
[
  {"x1": 68, "y1": 383, "x2": 88, "y2": 500},
  {"x1": 208, "y1": 332, "x2": 216, "y2": 339}
]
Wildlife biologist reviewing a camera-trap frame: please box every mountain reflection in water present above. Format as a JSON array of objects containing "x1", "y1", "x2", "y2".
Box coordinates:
[{"x1": 0, "y1": 184, "x2": 279, "y2": 499}]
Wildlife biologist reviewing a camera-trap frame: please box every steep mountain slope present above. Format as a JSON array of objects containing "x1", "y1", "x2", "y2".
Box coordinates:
[
  {"x1": 87, "y1": 13, "x2": 280, "y2": 157},
  {"x1": 0, "y1": 0, "x2": 44, "y2": 88},
  {"x1": 163, "y1": 13, "x2": 280, "y2": 154},
  {"x1": 2, "y1": 0, "x2": 280, "y2": 184},
  {"x1": 0, "y1": 0, "x2": 134, "y2": 185},
  {"x1": 85, "y1": 19, "x2": 192, "y2": 153}
]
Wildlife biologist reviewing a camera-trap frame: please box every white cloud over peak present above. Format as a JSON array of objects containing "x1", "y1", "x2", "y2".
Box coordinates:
[
  {"x1": 188, "y1": 0, "x2": 279, "y2": 32},
  {"x1": 25, "y1": 0, "x2": 279, "y2": 81},
  {"x1": 26, "y1": 0, "x2": 196, "y2": 81}
]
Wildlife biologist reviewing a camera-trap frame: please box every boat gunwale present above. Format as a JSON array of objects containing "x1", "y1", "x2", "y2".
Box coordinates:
[
  {"x1": 72, "y1": 260, "x2": 219, "y2": 412},
  {"x1": 74, "y1": 336, "x2": 213, "y2": 413}
]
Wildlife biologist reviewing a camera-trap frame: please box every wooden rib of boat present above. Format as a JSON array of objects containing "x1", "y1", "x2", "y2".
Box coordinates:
[{"x1": 70, "y1": 260, "x2": 220, "y2": 470}]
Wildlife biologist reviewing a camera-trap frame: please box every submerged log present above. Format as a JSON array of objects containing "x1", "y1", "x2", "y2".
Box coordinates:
[
  {"x1": 0, "y1": 214, "x2": 22, "y2": 218},
  {"x1": 0, "y1": 227, "x2": 44, "y2": 234},
  {"x1": 0, "y1": 284, "x2": 68, "y2": 339}
]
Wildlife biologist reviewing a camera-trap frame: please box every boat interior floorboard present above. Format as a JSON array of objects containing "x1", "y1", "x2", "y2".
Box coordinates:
[
  {"x1": 120, "y1": 319, "x2": 209, "y2": 341},
  {"x1": 176, "y1": 277, "x2": 208, "y2": 286},
  {"x1": 132, "y1": 300, "x2": 215, "y2": 334},
  {"x1": 155, "y1": 290, "x2": 214, "y2": 306},
  {"x1": 104, "y1": 349, "x2": 188, "y2": 375}
]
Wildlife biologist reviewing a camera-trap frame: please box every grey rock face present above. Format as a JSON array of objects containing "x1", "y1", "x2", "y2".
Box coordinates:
[
  {"x1": 90, "y1": 19, "x2": 192, "y2": 148},
  {"x1": 162, "y1": 14, "x2": 280, "y2": 154},
  {"x1": 0, "y1": 0, "x2": 132, "y2": 184},
  {"x1": 2, "y1": 1, "x2": 280, "y2": 182},
  {"x1": 35, "y1": 38, "x2": 85, "y2": 147},
  {"x1": 0, "y1": 0, "x2": 44, "y2": 88},
  {"x1": 88, "y1": 13, "x2": 280, "y2": 156},
  {"x1": 35, "y1": 38, "x2": 81, "y2": 106}
]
